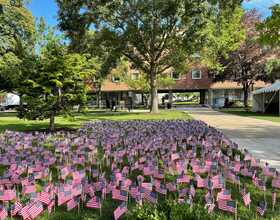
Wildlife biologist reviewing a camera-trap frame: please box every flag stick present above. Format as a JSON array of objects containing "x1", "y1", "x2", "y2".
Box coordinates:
[
  {"x1": 78, "y1": 199, "x2": 80, "y2": 215},
  {"x1": 235, "y1": 201, "x2": 238, "y2": 220}
]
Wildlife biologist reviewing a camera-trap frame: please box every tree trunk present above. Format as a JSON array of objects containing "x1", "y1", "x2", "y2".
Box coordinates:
[
  {"x1": 243, "y1": 83, "x2": 249, "y2": 109},
  {"x1": 19, "y1": 94, "x2": 23, "y2": 109},
  {"x1": 49, "y1": 111, "x2": 55, "y2": 132},
  {"x1": 150, "y1": 72, "x2": 159, "y2": 113},
  {"x1": 96, "y1": 83, "x2": 102, "y2": 109}
]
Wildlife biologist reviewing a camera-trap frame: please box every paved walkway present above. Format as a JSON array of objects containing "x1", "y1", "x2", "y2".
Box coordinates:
[{"x1": 180, "y1": 107, "x2": 280, "y2": 170}]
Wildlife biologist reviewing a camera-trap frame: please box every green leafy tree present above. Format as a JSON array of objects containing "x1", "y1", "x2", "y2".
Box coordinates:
[
  {"x1": 56, "y1": 0, "x2": 242, "y2": 113},
  {"x1": 0, "y1": 0, "x2": 35, "y2": 92},
  {"x1": 215, "y1": 10, "x2": 270, "y2": 108},
  {"x1": 18, "y1": 30, "x2": 88, "y2": 131},
  {"x1": 78, "y1": 30, "x2": 122, "y2": 108},
  {"x1": 258, "y1": 4, "x2": 280, "y2": 81},
  {"x1": 201, "y1": 6, "x2": 245, "y2": 72},
  {"x1": 258, "y1": 4, "x2": 280, "y2": 47}
]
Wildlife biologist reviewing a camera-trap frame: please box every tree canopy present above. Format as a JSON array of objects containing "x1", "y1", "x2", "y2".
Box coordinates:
[
  {"x1": 18, "y1": 28, "x2": 88, "y2": 131},
  {"x1": 56, "y1": 0, "x2": 243, "y2": 113},
  {"x1": 258, "y1": 4, "x2": 280, "y2": 81},
  {"x1": 258, "y1": 4, "x2": 280, "y2": 48},
  {"x1": 0, "y1": 0, "x2": 35, "y2": 92},
  {"x1": 215, "y1": 10, "x2": 271, "y2": 108}
]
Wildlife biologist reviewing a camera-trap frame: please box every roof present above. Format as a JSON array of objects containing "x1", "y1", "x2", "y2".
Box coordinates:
[
  {"x1": 253, "y1": 81, "x2": 280, "y2": 95},
  {"x1": 210, "y1": 81, "x2": 268, "y2": 90}
]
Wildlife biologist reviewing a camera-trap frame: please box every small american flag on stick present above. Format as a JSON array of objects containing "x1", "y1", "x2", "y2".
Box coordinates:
[{"x1": 114, "y1": 202, "x2": 128, "y2": 220}]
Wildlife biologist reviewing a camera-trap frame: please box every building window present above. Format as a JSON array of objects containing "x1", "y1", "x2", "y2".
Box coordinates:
[
  {"x1": 171, "y1": 71, "x2": 180, "y2": 80},
  {"x1": 192, "y1": 69, "x2": 202, "y2": 79},
  {"x1": 112, "y1": 76, "x2": 120, "y2": 82}
]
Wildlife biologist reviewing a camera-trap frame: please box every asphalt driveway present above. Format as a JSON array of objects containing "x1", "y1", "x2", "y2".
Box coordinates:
[{"x1": 181, "y1": 107, "x2": 280, "y2": 170}]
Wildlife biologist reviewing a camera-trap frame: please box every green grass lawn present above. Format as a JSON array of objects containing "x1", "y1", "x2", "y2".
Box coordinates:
[
  {"x1": 220, "y1": 108, "x2": 280, "y2": 123},
  {"x1": 0, "y1": 110, "x2": 191, "y2": 132}
]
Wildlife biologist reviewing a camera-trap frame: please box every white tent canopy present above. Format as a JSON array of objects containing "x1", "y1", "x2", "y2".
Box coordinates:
[
  {"x1": 252, "y1": 81, "x2": 280, "y2": 115},
  {"x1": 253, "y1": 81, "x2": 280, "y2": 95}
]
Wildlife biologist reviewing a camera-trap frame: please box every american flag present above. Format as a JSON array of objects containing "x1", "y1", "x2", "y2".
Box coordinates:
[
  {"x1": 67, "y1": 197, "x2": 79, "y2": 211},
  {"x1": 112, "y1": 189, "x2": 128, "y2": 202},
  {"x1": 204, "y1": 191, "x2": 213, "y2": 204},
  {"x1": 0, "y1": 207, "x2": 8, "y2": 220},
  {"x1": 217, "y1": 200, "x2": 236, "y2": 213},
  {"x1": 11, "y1": 201, "x2": 23, "y2": 216},
  {"x1": 22, "y1": 184, "x2": 36, "y2": 194},
  {"x1": 86, "y1": 196, "x2": 101, "y2": 209},
  {"x1": 48, "y1": 200, "x2": 55, "y2": 214},
  {"x1": 129, "y1": 185, "x2": 139, "y2": 198},
  {"x1": 171, "y1": 153, "x2": 180, "y2": 161},
  {"x1": 20, "y1": 203, "x2": 31, "y2": 220},
  {"x1": 28, "y1": 201, "x2": 44, "y2": 219},
  {"x1": 153, "y1": 170, "x2": 164, "y2": 179},
  {"x1": 179, "y1": 188, "x2": 188, "y2": 198},
  {"x1": 242, "y1": 192, "x2": 251, "y2": 206},
  {"x1": 58, "y1": 190, "x2": 72, "y2": 206},
  {"x1": 272, "y1": 178, "x2": 280, "y2": 189},
  {"x1": 263, "y1": 167, "x2": 276, "y2": 177},
  {"x1": 177, "y1": 174, "x2": 190, "y2": 184},
  {"x1": 114, "y1": 202, "x2": 128, "y2": 220},
  {"x1": 195, "y1": 175, "x2": 205, "y2": 188},
  {"x1": 252, "y1": 178, "x2": 266, "y2": 191},
  {"x1": 189, "y1": 185, "x2": 196, "y2": 198},
  {"x1": 211, "y1": 175, "x2": 224, "y2": 189},
  {"x1": 61, "y1": 166, "x2": 71, "y2": 179},
  {"x1": 144, "y1": 190, "x2": 157, "y2": 204},
  {"x1": 241, "y1": 167, "x2": 253, "y2": 177},
  {"x1": 216, "y1": 189, "x2": 231, "y2": 201},
  {"x1": 256, "y1": 201, "x2": 266, "y2": 216},
  {"x1": 39, "y1": 191, "x2": 51, "y2": 205},
  {"x1": 155, "y1": 184, "x2": 167, "y2": 195}
]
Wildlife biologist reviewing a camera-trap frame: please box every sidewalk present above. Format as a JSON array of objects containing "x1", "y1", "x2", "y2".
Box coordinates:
[{"x1": 182, "y1": 107, "x2": 280, "y2": 169}]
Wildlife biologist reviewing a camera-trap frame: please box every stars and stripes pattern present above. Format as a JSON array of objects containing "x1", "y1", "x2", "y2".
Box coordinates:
[{"x1": 0, "y1": 120, "x2": 278, "y2": 219}]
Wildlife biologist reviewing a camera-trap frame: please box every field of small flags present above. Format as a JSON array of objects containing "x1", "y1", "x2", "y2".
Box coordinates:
[{"x1": 0, "y1": 120, "x2": 279, "y2": 220}]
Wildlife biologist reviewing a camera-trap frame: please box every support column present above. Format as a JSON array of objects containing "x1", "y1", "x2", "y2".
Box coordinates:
[
  {"x1": 168, "y1": 90, "x2": 173, "y2": 109},
  {"x1": 279, "y1": 91, "x2": 280, "y2": 116},
  {"x1": 262, "y1": 93, "x2": 265, "y2": 113},
  {"x1": 200, "y1": 90, "x2": 206, "y2": 105}
]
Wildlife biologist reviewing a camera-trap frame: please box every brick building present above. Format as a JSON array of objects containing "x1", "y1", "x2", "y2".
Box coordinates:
[{"x1": 89, "y1": 62, "x2": 268, "y2": 108}]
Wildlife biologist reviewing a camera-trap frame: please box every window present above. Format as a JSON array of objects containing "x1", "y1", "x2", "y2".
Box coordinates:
[
  {"x1": 192, "y1": 69, "x2": 202, "y2": 79},
  {"x1": 112, "y1": 76, "x2": 120, "y2": 82},
  {"x1": 171, "y1": 71, "x2": 181, "y2": 80}
]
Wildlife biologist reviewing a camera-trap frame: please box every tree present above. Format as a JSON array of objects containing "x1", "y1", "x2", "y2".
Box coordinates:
[
  {"x1": 258, "y1": 4, "x2": 280, "y2": 48},
  {"x1": 56, "y1": 0, "x2": 242, "y2": 113},
  {"x1": 0, "y1": 0, "x2": 35, "y2": 92},
  {"x1": 118, "y1": 59, "x2": 175, "y2": 108},
  {"x1": 216, "y1": 10, "x2": 270, "y2": 108},
  {"x1": 258, "y1": 4, "x2": 280, "y2": 82},
  {"x1": 78, "y1": 30, "x2": 122, "y2": 109},
  {"x1": 201, "y1": 6, "x2": 245, "y2": 72},
  {"x1": 18, "y1": 30, "x2": 88, "y2": 131}
]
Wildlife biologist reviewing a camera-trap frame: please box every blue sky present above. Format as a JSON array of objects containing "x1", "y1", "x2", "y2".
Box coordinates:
[
  {"x1": 27, "y1": 0, "x2": 280, "y2": 28},
  {"x1": 242, "y1": 0, "x2": 280, "y2": 17}
]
